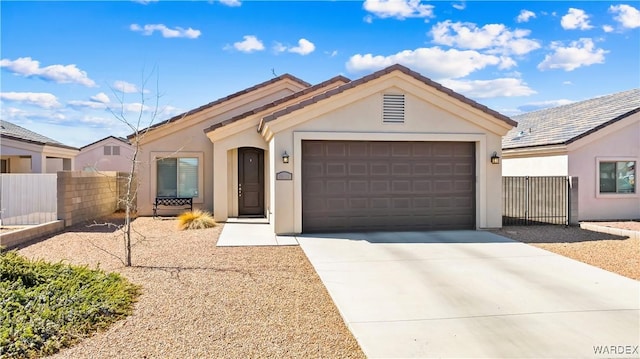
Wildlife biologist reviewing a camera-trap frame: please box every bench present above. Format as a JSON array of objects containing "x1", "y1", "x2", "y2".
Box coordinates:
[{"x1": 153, "y1": 197, "x2": 193, "y2": 218}]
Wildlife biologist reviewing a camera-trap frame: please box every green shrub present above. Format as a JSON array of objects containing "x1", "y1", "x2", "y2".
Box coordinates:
[
  {"x1": 177, "y1": 210, "x2": 217, "y2": 230},
  {"x1": 0, "y1": 251, "x2": 140, "y2": 358}
]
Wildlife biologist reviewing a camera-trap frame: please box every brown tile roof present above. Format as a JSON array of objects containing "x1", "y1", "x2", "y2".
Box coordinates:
[
  {"x1": 503, "y1": 88, "x2": 640, "y2": 150},
  {"x1": 259, "y1": 64, "x2": 517, "y2": 129},
  {"x1": 128, "y1": 73, "x2": 311, "y2": 140},
  {"x1": 0, "y1": 120, "x2": 79, "y2": 150},
  {"x1": 203, "y1": 75, "x2": 350, "y2": 134},
  {"x1": 80, "y1": 135, "x2": 130, "y2": 150}
]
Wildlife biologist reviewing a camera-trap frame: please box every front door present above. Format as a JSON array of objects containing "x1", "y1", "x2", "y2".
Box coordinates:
[{"x1": 238, "y1": 147, "x2": 264, "y2": 216}]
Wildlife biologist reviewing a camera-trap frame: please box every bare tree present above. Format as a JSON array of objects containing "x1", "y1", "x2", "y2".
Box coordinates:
[{"x1": 106, "y1": 68, "x2": 162, "y2": 267}]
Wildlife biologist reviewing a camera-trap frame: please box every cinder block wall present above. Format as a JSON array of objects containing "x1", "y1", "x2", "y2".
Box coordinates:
[{"x1": 57, "y1": 171, "x2": 134, "y2": 227}]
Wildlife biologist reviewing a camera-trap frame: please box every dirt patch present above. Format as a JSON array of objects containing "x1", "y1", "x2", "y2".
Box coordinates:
[
  {"x1": 16, "y1": 215, "x2": 365, "y2": 358},
  {"x1": 491, "y1": 224, "x2": 640, "y2": 281}
]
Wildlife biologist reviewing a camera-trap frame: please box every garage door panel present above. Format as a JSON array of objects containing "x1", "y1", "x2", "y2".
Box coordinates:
[{"x1": 302, "y1": 141, "x2": 475, "y2": 232}]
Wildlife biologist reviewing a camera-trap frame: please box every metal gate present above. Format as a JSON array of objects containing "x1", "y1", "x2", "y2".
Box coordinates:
[{"x1": 503, "y1": 176, "x2": 570, "y2": 225}]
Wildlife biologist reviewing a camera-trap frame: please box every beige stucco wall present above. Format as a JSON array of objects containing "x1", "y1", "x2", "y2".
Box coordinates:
[
  {"x1": 1, "y1": 138, "x2": 76, "y2": 173},
  {"x1": 568, "y1": 114, "x2": 639, "y2": 220},
  {"x1": 502, "y1": 155, "x2": 569, "y2": 176},
  {"x1": 267, "y1": 88, "x2": 508, "y2": 234},
  {"x1": 76, "y1": 138, "x2": 134, "y2": 172},
  {"x1": 137, "y1": 84, "x2": 302, "y2": 216}
]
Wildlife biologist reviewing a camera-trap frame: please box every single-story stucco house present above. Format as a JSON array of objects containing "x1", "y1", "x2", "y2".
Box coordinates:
[
  {"x1": 0, "y1": 120, "x2": 77, "y2": 173},
  {"x1": 76, "y1": 136, "x2": 133, "y2": 172},
  {"x1": 132, "y1": 64, "x2": 516, "y2": 234},
  {"x1": 502, "y1": 89, "x2": 639, "y2": 221}
]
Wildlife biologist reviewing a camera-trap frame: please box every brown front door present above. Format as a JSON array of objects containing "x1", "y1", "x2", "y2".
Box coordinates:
[{"x1": 238, "y1": 147, "x2": 264, "y2": 216}]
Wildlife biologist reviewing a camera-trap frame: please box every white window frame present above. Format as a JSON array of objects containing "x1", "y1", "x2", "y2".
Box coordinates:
[
  {"x1": 151, "y1": 151, "x2": 204, "y2": 204},
  {"x1": 595, "y1": 157, "x2": 638, "y2": 198}
]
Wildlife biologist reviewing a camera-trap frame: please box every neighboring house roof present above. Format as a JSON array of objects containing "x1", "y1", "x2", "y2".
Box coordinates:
[
  {"x1": 0, "y1": 120, "x2": 78, "y2": 150},
  {"x1": 503, "y1": 88, "x2": 640, "y2": 150},
  {"x1": 131, "y1": 73, "x2": 312, "y2": 139},
  {"x1": 80, "y1": 135, "x2": 130, "y2": 150},
  {"x1": 203, "y1": 75, "x2": 351, "y2": 134},
  {"x1": 259, "y1": 64, "x2": 517, "y2": 130}
]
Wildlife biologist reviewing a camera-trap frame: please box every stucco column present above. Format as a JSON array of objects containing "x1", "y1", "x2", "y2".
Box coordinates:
[
  {"x1": 32, "y1": 153, "x2": 46, "y2": 173},
  {"x1": 212, "y1": 143, "x2": 228, "y2": 222}
]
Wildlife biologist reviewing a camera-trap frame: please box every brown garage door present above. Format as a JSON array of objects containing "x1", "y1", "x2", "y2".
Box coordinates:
[{"x1": 302, "y1": 140, "x2": 475, "y2": 232}]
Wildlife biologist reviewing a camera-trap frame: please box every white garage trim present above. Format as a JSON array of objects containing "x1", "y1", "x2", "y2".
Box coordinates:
[{"x1": 293, "y1": 131, "x2": 488, "y2": 233}]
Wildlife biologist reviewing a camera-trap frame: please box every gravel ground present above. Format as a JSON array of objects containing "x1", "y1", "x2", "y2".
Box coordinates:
[
  {"x1": 491, "y1": 223, "x2": 640, "y2": 281},
  {"x1": 16, "y1": 216, "x2": 365, "y2": 359}
]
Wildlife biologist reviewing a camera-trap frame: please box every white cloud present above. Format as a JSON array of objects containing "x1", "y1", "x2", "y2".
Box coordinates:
[
  {"x1": 430, "y1": 21, "x2": 541, "y2": 56},
  {"x1": 277, "y1": 38, "x2": 316, "y2": 55},
  {"x1": 538, "y1": 38, "x2": 607, "y2": 71},
  {"x1": 363, "y1": 0, "x2": 434, "y2": 20},
  {"x1": 132, "y1": 0, "x2": 158, "y2": 4},
  {"x1": 516, "y1": 10, "x2": 536, "y2": 23},
  {"x1": 91, "y1": 92, "x2": 111, "y2": 104},
  {"x1": 518, "y1": 99, "x2": 574, "y2": 112},
  {"x1": 602, "y1": 25, "x2": 615, "y2": 33},
  {"x1": 130, "y1": 23, "x2": 201, "y2": 39},
  {"x1": 561, "y1": 8, "x2": 593, "y2": 30},
  {"x1": 273, "y1": 42, "x2": 287, "y2": 53},
  {"x1": 113, "y1": 80, "x2": 141, "y2": 94},
  {"x1": 610, "y1": 4, "x2": 640, "y2": 29},
  {"x1": 219, "y1": 0, "x2": 241, "y2": 7},
  {"x1": 68, "y1": 100, "x2": 106, "y2": 109},
  {"x1": 0, "y1": 57, "x2": 96, "y2": 87},
  {"x1": 230, "y1": 35, "x2": 265, "y2": 53},
  {"x1": 326, "y1": 50, "x2": 339, "y2": 57},
  {"x1": 452, "y1": 2, "x2": 465, "y2": 10},
  {"x1": 364, "y1": 15, "x2": 374, "y2": 24},
  {"x1": 0, "y1": 92, "x2": 61, "y2": 108},
  {"x1": 439, "y1": 78, "x2": 536, "y2": 98},
  {"x1": 563, "y1": 81, "x2": 573, "y2": 85},
  {"x1": 346, "y1": 47, "x2": 506, "y2": 79}
]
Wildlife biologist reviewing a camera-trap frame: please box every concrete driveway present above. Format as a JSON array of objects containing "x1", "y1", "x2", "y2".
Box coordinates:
[{"x1": 298, "y1": 231, "x2": 640, "y2": 358}]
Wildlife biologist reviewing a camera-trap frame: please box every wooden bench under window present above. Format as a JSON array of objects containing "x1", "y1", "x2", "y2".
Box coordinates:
[{"x1": 153, "y1": 197, "x2": 193, "y2": 218}]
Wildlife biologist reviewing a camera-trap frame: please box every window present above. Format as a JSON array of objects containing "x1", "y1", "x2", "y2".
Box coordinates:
[
  {"x1": 383, "y1": 93, "x2": 405, "y2": 123},
  {"x1": 103, "y1": 146, "x2": 120, "y2": 156},
  {"x1": 599, "y1": 161, "x2": 635, "y2": 194},
  {"x1": 157, "y1": 158, "x2": 199, "y2": 197}
]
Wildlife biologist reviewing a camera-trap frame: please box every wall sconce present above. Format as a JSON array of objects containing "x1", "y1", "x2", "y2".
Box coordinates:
[
  {"x1": 490, "y1": 152, "x2": 500, "y2": 165},
  {"x1": 282, "y1": 151, "x2": 290, "y2": 164}
]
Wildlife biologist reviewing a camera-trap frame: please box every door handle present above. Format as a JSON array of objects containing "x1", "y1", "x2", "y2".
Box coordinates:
[{"x1": 238, "y1": 184, "x2": 242, "y2": 197}]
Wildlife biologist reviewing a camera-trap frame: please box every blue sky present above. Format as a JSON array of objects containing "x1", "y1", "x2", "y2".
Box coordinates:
[{"x1": 1, "y1": 0, "x2": 639, "y2": 148}]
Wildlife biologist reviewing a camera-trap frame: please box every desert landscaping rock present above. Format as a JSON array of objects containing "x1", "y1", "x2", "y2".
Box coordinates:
[
  {"x1": 491, "y1": 223, "x2": 640, "y2": 280},
  {"x1": 16, "y1": 216, "x2": 365, "y2": 359}
]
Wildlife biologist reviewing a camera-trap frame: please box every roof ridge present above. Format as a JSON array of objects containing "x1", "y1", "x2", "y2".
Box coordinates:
[
  {"x1": 261, "y1": 64, "x2": 516, "y2": 127},
  {"x1": 205, "y1": 75, "x2": 350, "y2": 134},
  {"x1": 129, "y1": 73, "x2": 311, "y2": 139}
]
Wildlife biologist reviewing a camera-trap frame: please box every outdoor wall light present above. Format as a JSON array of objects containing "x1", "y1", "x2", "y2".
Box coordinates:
[
  {"x1": 490, "y1": 152, "x2": 500, "y2": 165},
  {"x1": 282, "y1": 151, "x2": 290, "y2": 164}
]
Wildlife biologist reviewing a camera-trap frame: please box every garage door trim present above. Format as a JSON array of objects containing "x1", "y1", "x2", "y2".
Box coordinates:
[{"x1": 293, "y1": 131, "x2": 488, "y2": 233}]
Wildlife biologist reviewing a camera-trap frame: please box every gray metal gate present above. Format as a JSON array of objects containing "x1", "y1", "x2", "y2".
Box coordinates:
[{"x1": 503, "y1": 176, "x2": 571, "y2": 225}]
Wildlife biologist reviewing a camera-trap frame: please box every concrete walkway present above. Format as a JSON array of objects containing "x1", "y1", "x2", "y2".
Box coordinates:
[
  {"x1": 216, "y1": 218, "x2": 298, "y2": 246},
  {"x1": 298, "y1": 231, "x2": 640, "y2": 358}
]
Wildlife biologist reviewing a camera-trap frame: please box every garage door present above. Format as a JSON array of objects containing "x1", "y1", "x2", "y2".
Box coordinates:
[{"x1": 302, "y1": 140, "x2": 475, "y2": 232}]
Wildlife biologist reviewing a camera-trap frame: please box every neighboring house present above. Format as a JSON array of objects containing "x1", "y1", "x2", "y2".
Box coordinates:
[
  {"x1": 76, "y1": 136, "x2": 133, "y2": 172},
  {"x1": 0, "y1": 120, "x2": 78, "y2": 173},
  {"x1": 502, "y1": 89, "x2": 640, "y2": 221},
  {"x1": 133, "y1": 64, "x2": 516, "y2": 234}
]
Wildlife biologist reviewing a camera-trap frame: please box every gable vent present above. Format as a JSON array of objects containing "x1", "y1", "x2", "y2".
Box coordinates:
[{"x1": 383, "y1": 93, "x2": 405, "y2": 123}]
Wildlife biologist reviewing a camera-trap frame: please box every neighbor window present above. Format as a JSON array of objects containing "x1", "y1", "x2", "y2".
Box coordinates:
[
  {"x1": 156, "y1": 158, "x2": 199, "y2": 197},
  {"x1": 103, "y1": 146, "x2": 120, "y2": 156},
  {"x1": 599, "y1": 161, "x2": 635, "y2": 194}
]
